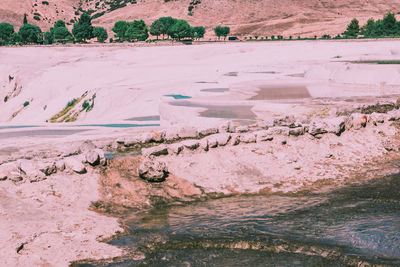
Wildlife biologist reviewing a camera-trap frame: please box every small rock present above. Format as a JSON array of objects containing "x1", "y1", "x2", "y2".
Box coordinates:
[
  {"x1": 274, "y1": 115, "x2": 300, "y2": 128},
  {"x1": 142, "y1": 145, "x2": 169, "y2": 157},
  {"x1": 386, "y1": 109, "x2": 400, "y2": 121},
  {"x1": 308, "y1": 121, "x2": 328, "y2": 136},
  {"x1": 0, "y1": 162, "x2": 22, "y2": 182},
  {"x1": 207, "y1": 136, "x2": 218, "y2": 148},
  {"x1": 231, "y1": 134, "x2": 241, "y2": 145},
  {"x1": 38, "y1": 161, "x2": 57, "y2": 176},
  {"x1": 94, "y1": 149, "x2": 107, "y2": 166},
  {"x1": 257, "y1": 120, "x2": 274, "y2": 129},
  {"x1": 64, "y1": 157, "x2": 87, "y2": 174},
  {"x1": 324, "y1": 116, "x2": 346, "y2": 135},
  {"x1": 26, "y1": 170, "x2": 46, "y2": 183},
  {"x1": 124, "y1": 136, "x2": 141, "y2": 147},
  {"x1": 182, "y1": 140, "x2": 200, "y2": 150},
  {"x1": 138, "y1": 160, "x2": 168, "y2": 182},
  {"x1": 79, "y1": 140, "x2": 97, "y2": 153}
]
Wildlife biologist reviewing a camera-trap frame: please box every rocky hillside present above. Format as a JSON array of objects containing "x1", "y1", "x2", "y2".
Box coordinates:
[{"x1": 1, "y1": 0, "x2": 400, "y2": 37}]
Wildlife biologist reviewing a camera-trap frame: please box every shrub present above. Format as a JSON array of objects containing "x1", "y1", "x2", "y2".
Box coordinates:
[
  {"x1": 42, "y1": 1, "x2": 49, "y2": 5},
  {"x1": 0, "y1": 23, "x2": 15, "y2": 44},
  {"x1": 33, "y1": 16, "x2": 40, "y2": 21},
  {"x1": 23, "y1": 101, "x2": 30, "y2": 107}
]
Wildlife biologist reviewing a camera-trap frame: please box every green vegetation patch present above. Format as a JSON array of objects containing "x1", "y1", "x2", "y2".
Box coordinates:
[{"x1": 350, "y1": 60, "x2": 400, "y2": 64}]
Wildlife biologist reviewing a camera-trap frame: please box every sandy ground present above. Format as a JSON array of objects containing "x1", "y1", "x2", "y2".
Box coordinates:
[{"x1": 1, "y1": 40, "x2": 400, "y2": 266}]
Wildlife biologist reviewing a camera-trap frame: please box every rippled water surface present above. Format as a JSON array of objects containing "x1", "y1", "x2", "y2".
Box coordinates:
[{"x1": 80, "y1": 175, "x2": 400, "y2": 266}]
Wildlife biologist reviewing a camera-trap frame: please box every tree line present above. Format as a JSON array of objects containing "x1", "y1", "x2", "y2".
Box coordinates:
[
  {"x1": 0, "y1": 13, "x2": 231, "y2": 45},
  {"x1": 343, "y1": 12, "x2": 400, "y2": 38}
]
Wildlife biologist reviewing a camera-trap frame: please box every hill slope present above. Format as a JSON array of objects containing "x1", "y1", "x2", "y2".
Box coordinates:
[{"x1": 0, "y1": 0, "x2": 399, "y2": 38}]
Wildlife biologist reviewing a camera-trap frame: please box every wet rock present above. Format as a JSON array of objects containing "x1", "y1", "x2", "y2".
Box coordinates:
[
  {"x1": 182, "y1": 140, "x2": 200, "y2": 150},
  {"x1": 142, "y1": 145, "x2": 169, "y2": 157},
  {"x1": 254, "y1": 130, "x2": 274, "y2": 142},
  {"x1": 64, "y1": 157, "x2": 87, "y2": 174},
  {"x1": 240, "y1": 133, "x2": 257, "y2": 143},
  {"x1": 198, "y1": 127, "x2": 218, "y2": 137},
  {"x1": 167, "y1": 143, "x2": 184, "y2": 155},
  {"x1": 219, "y1": 121, "x2": 235, "y2": 133},
  {"x1": 138, "y1": 160, "x2": 168, "y2": 182},
  {"x1": 368, "y1": 112, "x2": 385, "y2": 126},
  {"x1": 346, "y1": 113, "x2": 367, "y2": 130},
  {"x1": 236, "y1": 126, "x2": 249, "y2": 133},
  {"x1": 85, "y1": 150, "x2": 100, "y2": 166}
]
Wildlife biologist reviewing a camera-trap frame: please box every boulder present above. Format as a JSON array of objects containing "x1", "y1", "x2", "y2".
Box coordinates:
[
  {"x1": 0, "y1": 162, "x2": 22, "y2": 182},
  {"x1": 324, "y1": 116, "x2": 346, "y2": 135},
  {"x1": 85, "y1": 150, "x2": 100, "y2": 166},
  {"x1": 177, "y1": 127, "x2": 198, "y2": 139},
  {"x1": 167, "y1": 143, "x2": 184, "y2": 155},
  {"x1": 257, "y1": 120, "x2": 274, "y2": 129},
  {"x1": 369, "y1": 112, "x2": 385, "y2": 126},
  {"x1": 219, "y1": 120, "x2": 235, "y2": 133},
  {"x1": 215, "y1": 133, "x2": 231, "y2": 146},
  {"x1": 289, "y1": 127, "x2": 306, "y2": 136},
  {"x1": 164, "y1": 128, "x2": 180, "y2": 141},
  {"x1": 200, "y1": 139, "x2": 209, "y2": 151},
  {"x1": 55, "y1": 160, "x2": 65, "y2": 171},
  {"x1": 240, "y1": 133, "x2": 257, "y2": 143},
  {"x1": 235, "y1": 126, "x2": 249, "y2": 133},
  {"x1": 198, "y1": 127, "x2": 218, "y2": 137},
  {"x1": 94, "y1": 149, "x2": 107, "y2": 166},
  {"x1": 231, "y1": 134, "x2": 241, "y2": 145},
  {"x1": 266, "y1": 127, "x2": 290, "y2": 136},
  {"x1": 182, "y1": 140, "x2": 200, "y2": 150},
  {"x1": 38, "y1": 161, "x2": 57, "y2": 176},
  {"x1": 308, "y1": 121, "x2": 328, "y2": 136},
  {"x1": 26, "y1": 170, "x2": 46, "y2": 183},
  {"x1": 254, "y1": 130, "x2": 274, "y2": 142},
  {"x1": 64, "y1": 157, "x2": 87, "y2": 174},
  {"x1": 274, "y1": 115, "x2": 301, "y2": 128},
  {"x1": 79, "y1": 140, "x2": 96, "y2": 154},
  {"x1": 138, "y1": 160, "x2": 168, "y2": 182},
  {"x1": 207, "y1": 136, "x2": 218, "y2": 148},
  {"x1": 346, "y1": 113, "x2": 367, "y2": 130},
  {"x1": 386, "y1": 109, "x2": 400, "y2": 121},
  {"x1": 142, "y1": 145, "x2": 169, "y2": 157}
]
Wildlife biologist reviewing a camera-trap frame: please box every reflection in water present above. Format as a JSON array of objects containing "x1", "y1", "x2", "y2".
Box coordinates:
[
  {"x1": 249, "y1": 86, "x2": 311, "y2": 100},
  {"x1": 169, "y1": 101, "x2": 256, "y2": 120},
  {"x1": 80, "y1": 174, "x2": 400, "y2": 266},
  {"x1": 164, "y1": 94, "x2": 192, "y2": 99}
]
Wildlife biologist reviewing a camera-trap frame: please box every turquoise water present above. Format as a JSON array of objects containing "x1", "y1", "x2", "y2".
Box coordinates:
[
  {"x1": 78, "y1": 174, "x2": 400, "y2": 266},
  {"x1": 164, "y1": 95, "x2": 192, "y2": 99},
  {"x1": 0, "y1": 125, "x2": 39, "y2": 130}
]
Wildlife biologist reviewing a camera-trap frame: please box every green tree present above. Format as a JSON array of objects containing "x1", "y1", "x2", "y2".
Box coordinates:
[
  {"x1": 361, "y1": 18, "x2": 376, "y2": 37},
  {"x1": 382, "y1": 12, "x2": 397, "y2": 35},
  {"x1": 54, "y1": 20, "x2": 66, "y2": 29},
  {"x1": 192, "y1": 26, "x2": 205, "y2": 40},
  {"x1": 125, "y1": 20, "x2": 148, "y2": 41},
  {"x1": 158, "y1": 17, "x2": 177, "y2": 38},
  {"x1": 44, "y1": 31, "x2": 54, "y2": 44},
  {"x1": 93, "y1": 26, "x2": 108, "y2": 42},
  {"x1": 150, "y1": 19, "x2": 165, "y2": 39},
  {"x1": 54, "y1": 26, "x2": 71, "y2": 40},
  {"x1": 72, "y1": 13, "x2": 94, "y2": 42},
  {"x1": 23, "y1": 14, "x2": 28, "y2": 25},
  {"x1": 18, "y1": 23, "x2": 43, "y2": 44},
  {"x1": 112, "y1": 20, "x2": 128, "y2": 41},
  {"x1": 168, "y1": 19, "x2": 191, "y2": 40},
  {"x1": 214, "y1": 25, "x2": 230, "y2": 40},
  {"x1": 0, "y1": 23, "x2": 14, "y2": 44},
  {"x1": 343, "y1": 18, "x2": 360, "y2": 38}
]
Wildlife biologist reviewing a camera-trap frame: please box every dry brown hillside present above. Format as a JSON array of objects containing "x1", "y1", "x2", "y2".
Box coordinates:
[{"x1": 1, "y1": 0, "x2": 399, "y2": 38}]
